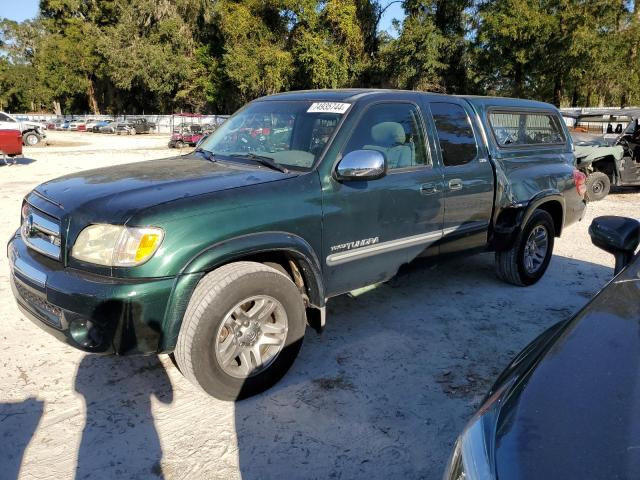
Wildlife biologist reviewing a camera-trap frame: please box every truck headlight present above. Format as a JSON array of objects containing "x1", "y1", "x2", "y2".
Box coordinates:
[{"x1": 71, "y1": 224, "x2": 164, "y2": 267}]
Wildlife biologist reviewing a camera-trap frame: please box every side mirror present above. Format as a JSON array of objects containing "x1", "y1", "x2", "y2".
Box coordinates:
[
  {"x1": 336, "y1": 150, "x2": 386, "y2": 181},
  {"x1": 589, "y1": 216, "x2": 640, "y2": 274}
]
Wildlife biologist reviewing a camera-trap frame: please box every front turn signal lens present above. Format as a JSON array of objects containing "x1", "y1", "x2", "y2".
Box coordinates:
[{"x1": 135, "y1": 233, "x2": 162, "y2": 262}]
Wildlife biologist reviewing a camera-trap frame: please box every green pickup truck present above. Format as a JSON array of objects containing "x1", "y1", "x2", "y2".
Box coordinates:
[{"x1": 8, "y1": 90, "x2": 586, "y2": 400}]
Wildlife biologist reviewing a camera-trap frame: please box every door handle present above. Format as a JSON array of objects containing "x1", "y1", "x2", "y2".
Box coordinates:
[
  {"x1": 420, "y1": 183, "x2": 438, "y2": 195},
  {"x1": 448, "y1": 179, "x2": 463, "y2": 191}
]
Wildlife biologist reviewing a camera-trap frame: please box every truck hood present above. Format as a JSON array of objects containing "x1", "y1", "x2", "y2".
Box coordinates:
[
  {"x1": 492, "y1": 264, "x2": 640, "y2": 480},
  {"x1": 23, "y1": 121, "x2": 45, "y2": 130},
  {"x1": 32, "y1": 155, "x2": 294, "y2": 223}
]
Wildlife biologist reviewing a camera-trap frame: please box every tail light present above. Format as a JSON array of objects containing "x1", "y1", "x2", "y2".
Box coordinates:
[{"x1": 573, "y1": 169, "x2": 587, "y2": 198}]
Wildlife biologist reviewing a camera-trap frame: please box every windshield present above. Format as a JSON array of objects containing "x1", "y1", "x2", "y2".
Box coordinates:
[{"x1": 199, "y1": 100, "x2": 347, "y2": 170}]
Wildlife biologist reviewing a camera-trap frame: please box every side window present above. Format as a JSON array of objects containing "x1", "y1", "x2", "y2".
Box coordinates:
[
  {"x1": 489, "y1": 111, "x2": 565, "y2": 146},
  {"x1": 0, "y1": 113, "x2": 15, "y2": 122},
  {"x1": 343, "y1": 103, "x2": 428, "y2": 170},
  {"x1": 430, "y1": 102, "x2": 477, "y2": 166}
]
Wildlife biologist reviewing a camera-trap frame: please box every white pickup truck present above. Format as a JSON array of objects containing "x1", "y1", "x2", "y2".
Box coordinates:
[{"x1": 0, "y1": 112, "x2": 47, "y2": 146}]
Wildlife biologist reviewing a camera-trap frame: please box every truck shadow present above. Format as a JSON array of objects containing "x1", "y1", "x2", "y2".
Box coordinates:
[
  {"x1": 74, "y1": 355, "x2": 173, "y2": 480},
  {"x1": 233, "y1": 253, "x2": 613, "y2": 479},
  {"x1": 0, "y1": 398, "x2": 44, "y2": 480},
  {"x1": 1, "y1": 157, "x2": 37, "y2": 166}
]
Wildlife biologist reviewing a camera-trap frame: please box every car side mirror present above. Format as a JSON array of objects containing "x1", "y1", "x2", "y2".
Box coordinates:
[
  {"x1": 336, "y1": 150, "x2": 386, "y2": 181},
  {"x1": 589, "y1": 216, "x2": 640, "y2": 274}
]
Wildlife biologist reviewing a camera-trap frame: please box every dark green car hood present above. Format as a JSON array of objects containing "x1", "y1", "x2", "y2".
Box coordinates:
[
  {"x1": 33, "y1": 155, "x2": 293, "y2": 223},
  {"x1": 492, "y1": 258, "x2": 640, "y2": 480}
]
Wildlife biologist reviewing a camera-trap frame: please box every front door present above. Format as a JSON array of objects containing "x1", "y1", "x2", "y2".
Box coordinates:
[
  {"x1": 427, "y1": 101, "x2": 494, "y2": 253},
  {"x1": 321, "y1": 101, "x2": 445, "y2": 296}
]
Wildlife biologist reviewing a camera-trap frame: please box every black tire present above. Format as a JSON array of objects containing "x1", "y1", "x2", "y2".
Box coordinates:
[
  {"x1": 22, "y1": 132, "x2": 40, "y2": 146},
  {"x1": 495, "y1": 209, "x2": 555, "y2": 286},
  {"x1": 584, "y1": 172, "x2": 610, "y2": 202},
  {"x1": 175, "y1": 261, "x2": 306, "y2": 400},
  {"x1": 175, "y1": 140, "x2": 185, "y2": 148}
]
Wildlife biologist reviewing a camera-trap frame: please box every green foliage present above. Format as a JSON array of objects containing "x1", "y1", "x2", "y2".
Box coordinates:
[
  {"x1": 379, "y1": 12, "x2": 446, "y2": 91},
  {"x1": 0, "y1": 0, "x2": 638, "y2": 113}
]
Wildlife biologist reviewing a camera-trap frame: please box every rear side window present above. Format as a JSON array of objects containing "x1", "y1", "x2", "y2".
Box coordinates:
[
  {"x1": 489, "y1": 111, "x2": 565, "y2": 147},
  {"x1": 430, "y1": 102, "x2": 478, "y2": 166}
]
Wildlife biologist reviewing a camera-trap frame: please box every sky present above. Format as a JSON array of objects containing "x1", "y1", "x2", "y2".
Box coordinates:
[
  {"x1": 0, "y1": 0, "x2": 39, "y2": 22},
  {"x1": 0, "y1": 0, "x2": 405, "y2": 34}
]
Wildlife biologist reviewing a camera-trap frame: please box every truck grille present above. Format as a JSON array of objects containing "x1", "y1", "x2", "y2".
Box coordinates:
[{"x1": 21, "y1": 204, "x2": 62, "y2": 260}]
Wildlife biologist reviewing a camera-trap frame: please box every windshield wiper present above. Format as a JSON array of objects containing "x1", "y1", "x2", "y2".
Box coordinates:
[
  {"x1": 194, "y1": 147, "x2": 216, "y2": 162},
  {"x1": 229, "y1": 153, "x2": 289, "y2": 173}
]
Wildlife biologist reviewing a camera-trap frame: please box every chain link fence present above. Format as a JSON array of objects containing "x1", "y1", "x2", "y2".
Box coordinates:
[{"x1": 10, "y1": 114, "x2": 230, "y2": 134}]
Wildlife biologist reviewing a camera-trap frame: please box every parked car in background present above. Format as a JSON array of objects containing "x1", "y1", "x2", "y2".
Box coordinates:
[
  {"x1": 68, "y1": 120, "x2": 87, "y2": 131},
  {"x1": 99, "y1": 122, "x2": 118, "y2": 134},
  {"x1": 9, "y1": 90, "x2": 586, "y2": 400},
  {"x1": 91, "y1": 119, "x2": 113, "y2": 132},
  {"x1": 46, "y1": 119, "x2": 64, "y2": 130},
  {"x1": 115, "y1": 122, "x2": 135, "y2": 135},
  {"x1": 114, "y1": 118, "x2": 156, "y2": 135},
  {"x1": 0, "y1": 111, "x2": 47, "y2": 146},
  {"x1": 128, "y1": 118, "x2": 156, "y2": 134},
  {"x1": 85, "y1": 119, "x2": 101, "y2": 130},
  {"x1": 444, "y1": 215, "x2": 640, "y2": 480},
  {"x1": 0, "y1": 129, "x2": 23, "y2": 163}
]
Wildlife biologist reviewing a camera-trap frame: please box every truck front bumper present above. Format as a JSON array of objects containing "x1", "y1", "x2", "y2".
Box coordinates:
[{"x1": 8, "y1": 233, "x2": 177, "y2": 355}]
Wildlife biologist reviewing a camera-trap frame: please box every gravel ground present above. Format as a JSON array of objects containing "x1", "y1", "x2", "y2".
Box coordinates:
[{"x1": 1, "y1": 131, "x2": 639, "y2": 480}]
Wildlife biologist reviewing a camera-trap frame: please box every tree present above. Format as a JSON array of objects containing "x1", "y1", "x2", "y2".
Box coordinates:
[{"x1": 378, "y1": 13, "x2": 447, "y2": 91}]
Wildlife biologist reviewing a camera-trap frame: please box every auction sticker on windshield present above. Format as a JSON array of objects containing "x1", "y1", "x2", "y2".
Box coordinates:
[{"x1": 307, "y1": 102, "x2": 351, "y2": 114}]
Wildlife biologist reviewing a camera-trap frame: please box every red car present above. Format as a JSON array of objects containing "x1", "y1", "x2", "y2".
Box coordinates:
[{"x1": 0, "y1": 129, "x2": 23, "y2": 163}]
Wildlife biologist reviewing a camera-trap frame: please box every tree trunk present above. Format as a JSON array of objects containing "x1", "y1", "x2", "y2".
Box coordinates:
[
  {"x1": 571, "y1": 86, "x2": 579, "y2": 107},
  {"x1": 87, "y1": 78, "x2": 100, "y2": 115},
  {"x1": 514, "y1": 63, "x2": 524, "y2": 98},
  {"x1": 553, "y1": 74, "x2": 563, "y2": 107}
]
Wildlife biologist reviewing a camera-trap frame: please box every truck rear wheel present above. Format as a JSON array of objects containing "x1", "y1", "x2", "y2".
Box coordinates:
[
  {"x1": 495, "y1": 209, "x2": 555, "y2": 286},
  {"x1": 175, "y1": 261, "x2": 306, "y2": 400},
  {"x1": 584, "y1": 172, "x2": 610, "y2": 202}
]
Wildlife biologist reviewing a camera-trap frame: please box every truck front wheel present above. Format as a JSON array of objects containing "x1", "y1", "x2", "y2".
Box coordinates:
[
  {"x1": 23, "y1": 131, "x2": 40, "y2": 146},
  {"x1": 584, "y1": 171, "x2": 610, "y2": 202},
  {"x1": 495, "y1": 209, "x2": 555, "y2": 286},
  {"x1": 175, "y1": 261, "x2": 306, "y2": 400}
]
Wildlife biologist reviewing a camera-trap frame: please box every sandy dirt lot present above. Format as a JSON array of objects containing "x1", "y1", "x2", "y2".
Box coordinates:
[{"x1": 1, "y1": 131, "x2": 639, "y2": 480}]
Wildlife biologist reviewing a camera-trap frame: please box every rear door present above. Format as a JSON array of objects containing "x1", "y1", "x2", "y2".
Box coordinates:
[
  {"x1": 427, "y1": 101, "x2": 494, "y2": 253},
  {"x1": 321, "y1": 101, "x2": 445, "y2": 295}
]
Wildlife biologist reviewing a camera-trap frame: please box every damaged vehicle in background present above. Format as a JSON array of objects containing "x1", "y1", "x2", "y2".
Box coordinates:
[
  {"x1": 0, "y1": 111, "x2": 47, "y2": 146},
  {"x1": 9, "y1": 90, "x2": 586, "y2": 401},
  {"x1": 444, "y1": 215, "x2": 640, "y2": 480},
  {"x1": 572, "y1": 133, "x2": 625, "y2": 201},
  {"x1": 566, "y1": 109, "x2": 640, "y2": 201}
]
